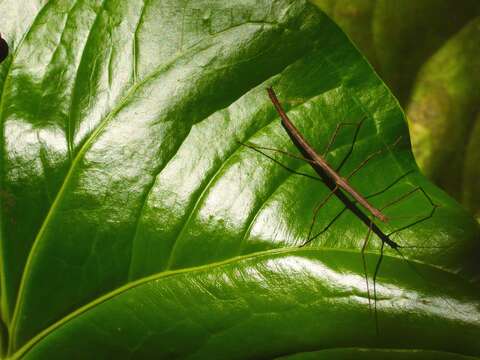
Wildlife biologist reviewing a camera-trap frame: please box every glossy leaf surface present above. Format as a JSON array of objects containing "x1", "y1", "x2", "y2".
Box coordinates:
[{"x1": 0, "y1": 0, "x2": 479, "y2": 359}]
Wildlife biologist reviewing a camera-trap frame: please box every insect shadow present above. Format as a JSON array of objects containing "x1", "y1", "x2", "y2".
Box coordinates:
[{"x1": 240, "y1": 87, "x2": 441, "y2": 333}]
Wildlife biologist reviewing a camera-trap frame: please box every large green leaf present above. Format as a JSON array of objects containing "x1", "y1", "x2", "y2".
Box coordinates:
[
  {"x1": 278, "y1": 348, "x2": 480, "y2": 360},
  {"x1": 0, "y1": 0, "x2": 479, "y2": 358},
  {"x1": 407, "y1": 16, "x2": 480, "y2": 218}
]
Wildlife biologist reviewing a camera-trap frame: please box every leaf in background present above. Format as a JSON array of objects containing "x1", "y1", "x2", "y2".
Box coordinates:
[
  {"x1": 313, "y1": 0, "x2": 480, "y2": 105},
  {"x1": 307, "y1": 0, "x2": 378, "y2": 69},
  {"x1": 406, "y1": 16, "x2": 480, "y2": 216},
  {"x1": 372, "y1": 0, "x2": 480, "y2": 105},
  {"x1": 0, "y1": 0, "x2": 479, "y2": 359},
  {"x1": 463, "y1": 113, "x2": 480, "y2": 221}
]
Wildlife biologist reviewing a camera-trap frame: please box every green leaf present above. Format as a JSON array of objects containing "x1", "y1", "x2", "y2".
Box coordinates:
[
  {"x1": 313, "y1": 0, "x2": 480, "y2": 105},
  {"x1": 371, "y1": 0, "x2": 480, "y2": 105},
  {"x1": 309, "y1": 0, "x2": 378, "y2": 69},
  {"x1": 463, "y1": 112, "x2": 480, "y2": 221},
  {"x1": 277, "y1": 348, "x2": 480, "y2": 360},
  {"x1": 0, "y1": 0, "x2": 479, "y2": 358},
  {"x1": 406, "y1": 16, "x2": 480, "y2": 212}
]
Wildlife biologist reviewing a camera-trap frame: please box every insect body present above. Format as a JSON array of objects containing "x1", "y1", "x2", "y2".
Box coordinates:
[{"x1": 267, "y1": 87, "x2": 389, "y2": 223}]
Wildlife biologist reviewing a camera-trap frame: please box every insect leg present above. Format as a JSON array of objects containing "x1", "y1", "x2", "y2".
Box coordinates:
[
  {"x1": 238, "y1": 141, "x2": 322, "y2": 182},
  {"x1": 364, "y1": 170, "x2": 415, "y2": 200},
  {"x1": 239, "y1": 141, "x2": 316, "y2": 164},
  {"x1": 361, "y1": 219, "x2": 374, "y2": 312},
  {"x1": 345, "y1": 136, "x2": 402, "y2": 179},
  {"x1": 304, "y1": 186, "x2": 339, "y2": 246},
  {"x1": 301, "y1": 206, "x2": 348, "y2": 247},
  {"x1": 381, "y1": 186, "x2": 439, "y2": 237},
  {"x1": 322, "y1": 119, "x2": 364, "y2": 158},
  {"x1": 333, "y1": 118, "x2": 366, "y2": 171},
  {"x1": 373, "y1": 241, "x2": 385, "y2": 335}
]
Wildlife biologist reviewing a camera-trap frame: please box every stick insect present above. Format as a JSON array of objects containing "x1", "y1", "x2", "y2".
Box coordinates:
[{"x1": 241, "y1": 87, "x2": 439, "y2": 332}]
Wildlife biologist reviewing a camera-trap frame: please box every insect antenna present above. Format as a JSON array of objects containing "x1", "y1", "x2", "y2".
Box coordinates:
[{"x1": 238, "y1": 141, "x2": 322, "y2": 182}]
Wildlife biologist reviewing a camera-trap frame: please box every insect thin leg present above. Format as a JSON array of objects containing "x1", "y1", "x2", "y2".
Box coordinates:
[
  {"x1": 373, "y1": 241, "x2": 385, "y2": 335},
  {"x1": 361, "y1": 219, "x2": 374, "y2": 313},
  {"x1": 302, "y1": 206, "x2": 348, "y2": 247},
  {"x1": 322, "y1": 121, "x2": 361, "y2": 157},
  {"x1": 346, "y1": 149, "x2": 383, "y2": 180},
  {"x1": 346, "y1": 136, "x2": 403, "y2": 180},
  {"x1": 380, "y1": 186, "x2": 439, "y2": 236},
  {"x1": 364, "y1": 170, "x2": 415, "y2": 200},
  {"x1": 335, "y1": 117, "x2": 366, "y2": 172},
  {"x1": 239, "y1": 141, "x2": 313, "y2": 163},
  {"x1": 238, "y1": 142, "x2": 322, "y2": 182},
  {"x1": 380, "y1": 186, "x2": 425, "y2": 211},
  {"x1": 305, "y1": 186, "x2": 339, "y2": 245}
]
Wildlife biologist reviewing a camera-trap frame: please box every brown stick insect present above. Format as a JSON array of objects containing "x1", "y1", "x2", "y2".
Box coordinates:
[{"x1": 240, "y1": 86, "x2": 439, "y2": 332}]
